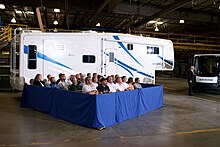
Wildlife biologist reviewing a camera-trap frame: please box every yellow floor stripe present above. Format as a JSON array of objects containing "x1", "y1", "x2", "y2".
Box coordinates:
[
  {"x1": 176, "y1": 128, "x2": 220, "y2": 135},
  {"x1": 30, "y1": 141, "x2": 53, "y2": 145}
]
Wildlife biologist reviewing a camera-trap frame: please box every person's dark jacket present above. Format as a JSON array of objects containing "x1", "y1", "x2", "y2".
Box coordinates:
[
  {"x1": 33, "y1": 80, "x2": 46, "y2": 87},
  {"x1": 56, "y1": 79, "x2": 61, "y2": 84},
  {"x1": 97, "y1": 84, "x2": 110, "y2": 94},
  {"x1": 187, "y1": 70, "x2": 195, "y2": 84}
]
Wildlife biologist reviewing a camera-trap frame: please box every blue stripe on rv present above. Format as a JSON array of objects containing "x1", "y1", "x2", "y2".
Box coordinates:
[
  {"x1": 24, "y1": 45, "x2": 73, "y2": 70},
  {"x1": 157, "y1": 55, "x2": 173, "y2": 66},
  {"x1": 115, "y1": 59, "x2": 154, "y2": 79},
  {"x1": 103, "y1": 50, "x2": 153, "y2": 79},
  {"x1": 113, "y1": 35, "x2": 144, "y2": 68},
  {"x1": 115, "y1": 62, "x2": 134, "y2": 77}
]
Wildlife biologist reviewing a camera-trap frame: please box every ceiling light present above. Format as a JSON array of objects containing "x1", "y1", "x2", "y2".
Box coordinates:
[
  {"x1": 219, "y1": 6, "x2": 220, "y2": 9},
  {"x1": 16, "y1": 10, "x2": 34, "y2": 15},
  {"x1": 148, "y1": 20, "x2": 157, "y2": 24},
  {"x1": 11, "y1": 17, "x2": 16, "y2": 23},
  {"x1": 96, "y1": 23, "x2": 101, "y2": 27},
  {"x1": 0, "y1": 4, "x2": 5, "y2": 9},
  {"x1": 27, "y1": 11, "x2": 34, "y2": 15},
  {"x1": 179, "y1": 20, "x2": 185, "y2": 23},
  {"x1": 54, "y1": 8, "x2": 60, "y2": 13},
  {"x1": 53, "y1": 20, "x2": 58, "y2": 25},
  {"x1": 156, "y1": 21, "x2": 164, "y2": 25},
  {"x1": 155, "y1": 26, "x2": 159, "y2": 32},
  {"x1": 179, "y1": 19, "x2": 185, "y2": 24},
  {"x1": 15, "y1": 10, "x2": 22, "y2": 14}
]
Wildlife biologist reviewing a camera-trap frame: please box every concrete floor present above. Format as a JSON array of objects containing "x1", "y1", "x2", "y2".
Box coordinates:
[{"x1": 0, "y1": 77, "x2": 220, "y2": 147}]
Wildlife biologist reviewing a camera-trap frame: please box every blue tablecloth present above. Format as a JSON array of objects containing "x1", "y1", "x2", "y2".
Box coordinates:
[{"x1": 21, "y1": 84, "x2": 163, "y2": 129}]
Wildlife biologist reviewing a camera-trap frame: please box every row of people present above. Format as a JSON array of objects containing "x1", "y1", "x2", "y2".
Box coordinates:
[{"x1": 31, "y1": 73, "x2": 142, "y2": 94}]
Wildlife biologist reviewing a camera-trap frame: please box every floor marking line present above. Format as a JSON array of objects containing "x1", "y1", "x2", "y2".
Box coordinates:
[
  {"x1": 30, "y1": 141, "x2": 53, "y2": 145},
  {"x1": 176, "y1": 128, "x2": 220, "y2": 135}
]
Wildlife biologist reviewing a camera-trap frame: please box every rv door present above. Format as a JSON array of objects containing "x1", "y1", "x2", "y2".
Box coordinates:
[{"x1": 104, "y1": 48, "x2": 117, "y2": 77}]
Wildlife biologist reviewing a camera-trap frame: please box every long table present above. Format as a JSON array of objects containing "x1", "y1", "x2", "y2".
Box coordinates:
[{"x1": 20, "y1": 84, "x2": 163, "y2": 129}]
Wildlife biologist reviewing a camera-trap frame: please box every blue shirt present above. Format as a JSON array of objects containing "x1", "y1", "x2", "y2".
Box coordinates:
[{"x1": 47, "y1": 83, "x2": 59, "y2": 88}]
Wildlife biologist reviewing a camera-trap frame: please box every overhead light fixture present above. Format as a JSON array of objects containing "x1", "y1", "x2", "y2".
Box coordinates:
[
  {"x1": 53, "y1": 20, "x2": 58, "y2": 25},
  {"x1": 27, "y1": 11, "x2": 34, "y2": 14},
  {"x1": 96, "y1": 23, "x2": 101, "y2": 27},
  {"x1": 54, "y1": 8, "x2": 60, "y2": 13},
  {"x1": 219, "y1": 6, "x2": 220, "y2": 9},
  {"x1": 179, "y1": 19, "x2": 185, "y2": 24},
  {"x1": 2, "y1": 51, "x2": 9, "y2": 55},
  {"x1": 156, "y1": 21, "x2": 164, "y2": 25},
  {"x1": 16, "y1": 10, "x2": 34, "y2": 14},
  {"x1": 11, "y1": 17, "x2": 16, "y2": 23},
  {"x1": 15, "y1": 10, "x2": 22, "y2": 14},
  {"x1": 155, "y1": 26, "x2": 159, "y2": 32},
  {"x1": 0, "y1": 4, "x2": 5, "y2": 9},
  {"x1": 148, "y1": 20, "x2": 157, "y2": 24}
]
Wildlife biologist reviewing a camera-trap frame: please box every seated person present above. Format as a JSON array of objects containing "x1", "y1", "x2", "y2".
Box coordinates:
[
  {"x1": 134, "y1": 77, "x2": 142, "y2": 89},
  {"x1": 78, "y1": 75, "x2": 85, "y2": 87},
  {"x1": 107, "y1": 76, "x2": 116, "y2": 92},
  {"x1": 57, "y1": 74, "x2": 69, "y2": 90},
  {"x1": 127, "y1": 77, "x2": 134, "y2": 90},
  {"x1": 87, "y1": 73, "x2": 92, "y2": 79},
  {"x1": 45, "y1": 74, "x2": 51, "y2": 86},
  {"x1": 69, "y1": 76, "x2": 82, "y2": 92},
  {"x1": 115, "y1": 76, "x2": 129, "y2": 92},
  {"x1": 114, "y1": 74, "x2": 120, "y2": 83},
  {"x1": 29, "y1": 79, "x2": 34, "y2": 85},
  {"x1": 121, "y1": 76, "x2": 129, "y2": 89},
  {"x1": 91, "y1": 76, "x2": 98, "y2": 90},
  {"x1": 82, "y1": 77, "x2": 98, "y2": 94},
  {"x1": 97, "y1": 75, "x2": 103, "y2": 84},
  {"x1": 47, "y1": 77, "x2": 59, "y2": 88},
  {"x1": 33, "y1": 74, "x2": 46, "y2": 87},
  {"x1": 56, "y1": 73, "x2": 62, "y2": 84},
  {"x1": 93, "y1": 73, "x2": 98, "y2": 78},
  {"x1": 66, "y1": 75, "x2": 74, "y2": 86},
  {"x1": 97, "y1": 78, "x2": 110, "y2": 94}
]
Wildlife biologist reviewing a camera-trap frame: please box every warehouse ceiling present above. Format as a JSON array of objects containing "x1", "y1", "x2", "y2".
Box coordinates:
[{"x1": 0, "y1": 0, "x2": 220, "y2": 35}]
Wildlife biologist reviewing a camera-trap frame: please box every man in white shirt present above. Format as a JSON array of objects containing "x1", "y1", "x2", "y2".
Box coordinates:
[
  {"x1": 58, "y1": 74, "x2": 69, "y2": 90},
  {"x1": 134, "y1": 77, "x2": 142, "y2": 89},
  {"x1": 91, "y1": 76, "x2": 98, "y2": 90},
  {"x1": 107, "y1": 76, "x2": 116, "y2": 92},
  {"x1": 115, "y1": 76, "x2": 128, "y2": 92},
  {"x1": 121, "y1": 76, "x2": 129, "y2": 89},
  {"x1": 82, "y1": 77, "x2": 98, "y2": 94}
]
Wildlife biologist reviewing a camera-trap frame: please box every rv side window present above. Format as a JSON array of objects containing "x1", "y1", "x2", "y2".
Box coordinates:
[
  {"x1": 109, "y1": 52, "x2": 114, "y2": 62},
  {"x1": 127, "y1": 44, "x2": 133, "y2": 50},
  {"x1": 83, "y1": 55, "x2": 96, "y2": 63},
  {"x1": 28, "y1": 45, "x2": 37, "y2": 69},
  {"x1": 147, "y1": 46, "x2": 159, "y2": 54}
]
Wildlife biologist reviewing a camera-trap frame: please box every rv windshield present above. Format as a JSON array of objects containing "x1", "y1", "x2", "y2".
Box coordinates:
[{"x1": 194, "y1": 56, "x2": 220, "y2": 77}]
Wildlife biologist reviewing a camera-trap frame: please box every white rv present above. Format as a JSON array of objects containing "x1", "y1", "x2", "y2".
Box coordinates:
[{"x1": 11, "y1": 31, "x2": 174, "y2": 89}]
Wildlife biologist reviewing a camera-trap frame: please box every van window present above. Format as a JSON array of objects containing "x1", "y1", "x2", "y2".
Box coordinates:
[
  {"x1": 109, "y1": 52, "x2": 114, "y2": 62},
  {"x1": 83, "y1": 55, "x2": 96, "y2": 63},
  {"x1": 28, "y1": 45, "x2": 37, "y2": 69},
  {"x1": 147, "y1": 46, "x2": 159, "y2": 54}
]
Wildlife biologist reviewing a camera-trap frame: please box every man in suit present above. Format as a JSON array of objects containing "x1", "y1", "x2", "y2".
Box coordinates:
[{"x1": 187, "y1": 65, "x2": 196, "y2": 96}]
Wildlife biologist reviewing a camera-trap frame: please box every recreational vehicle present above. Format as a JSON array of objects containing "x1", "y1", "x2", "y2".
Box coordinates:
[
  {"x1": 194, "y1": 54, "x2": 220, "y2": 92},
  {"x1": 10, "y1": 31, "x2": 174, "y2": 90}
]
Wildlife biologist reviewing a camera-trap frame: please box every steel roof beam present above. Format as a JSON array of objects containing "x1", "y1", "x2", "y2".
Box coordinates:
[{"x1": 132, "y1": 0, "x2": 192, "y2": 28}]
